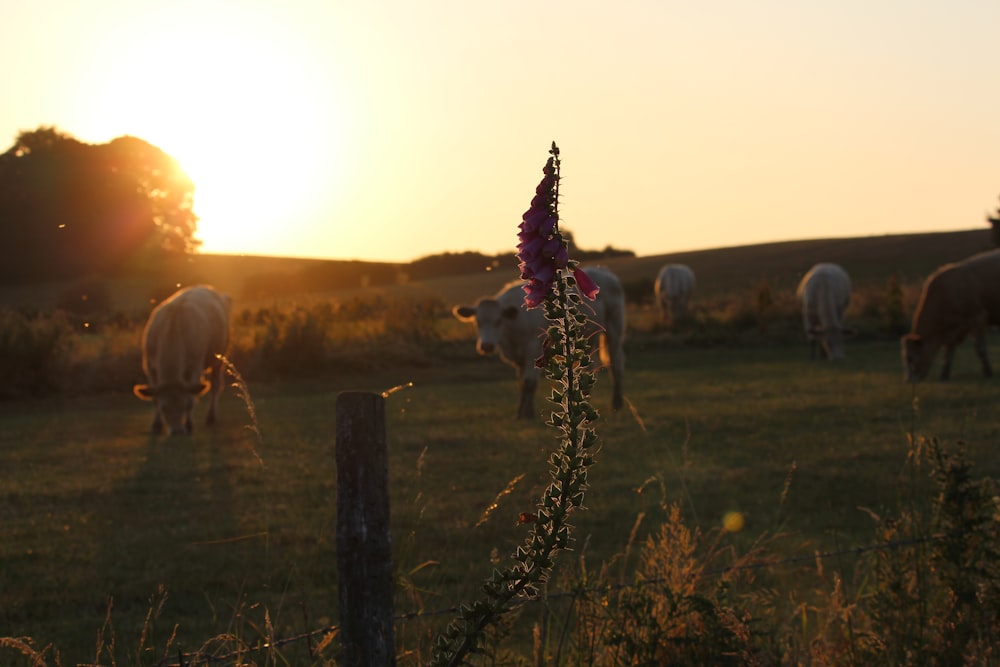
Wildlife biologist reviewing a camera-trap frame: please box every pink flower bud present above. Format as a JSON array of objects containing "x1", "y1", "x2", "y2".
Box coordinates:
[{"x1": 573, "y1": 268, "x2": 600, "y2": 300}]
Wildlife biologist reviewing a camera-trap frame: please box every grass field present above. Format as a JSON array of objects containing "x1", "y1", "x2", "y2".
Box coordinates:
[
  {"x1": 4, "y1": 227, "x2": 1000, "y2": 664},
  {"x1": 4, "y1": 331, "x2": 1000, "y2": 664}
]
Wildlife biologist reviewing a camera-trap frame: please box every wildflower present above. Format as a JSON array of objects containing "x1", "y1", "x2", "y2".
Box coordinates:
[
  {"x1": 517, "y1": 144, "x2": 599, "y2": 308},
  {"x1": 517, "y1": 147, "x2": 567, "y2": 308},
  {"x1": 433, "y1": 142, "x2": 603, "y2": 666}
]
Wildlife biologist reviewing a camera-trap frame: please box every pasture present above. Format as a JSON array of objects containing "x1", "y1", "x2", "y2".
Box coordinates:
[
  {"x1": 4, "y1": 227, "x2": 1000, "y2": 664},
  {"x1": 4, "y1": 333, "x2": 1000, "y2": 663}
]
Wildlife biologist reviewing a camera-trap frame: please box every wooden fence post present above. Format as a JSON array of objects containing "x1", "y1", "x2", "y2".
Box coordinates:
[{"x1": 336, "y1": 391, "x2": 396, "y2": 666}]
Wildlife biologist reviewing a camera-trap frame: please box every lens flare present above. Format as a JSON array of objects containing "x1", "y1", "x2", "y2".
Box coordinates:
[{"x1": 723, "y1": 511, "x2": 745, "y2": 533}]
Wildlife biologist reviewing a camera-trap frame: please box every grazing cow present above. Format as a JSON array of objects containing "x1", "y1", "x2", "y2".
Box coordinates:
[
  {"x1": 796, "y1": 263, "x2": 853, "y2": 361},
  {"x1": 902, "y1": 249, "x2": 1000, "y2": 382},
  {"x1": 452, "y1": 266, "x2": 626, "y2": 419},
  {"x1": 654, "y1": 264, "x2": 695, "y2": 325},
  {"x1": 133, "y1": 285, "x2": 232, "y2": 436}
]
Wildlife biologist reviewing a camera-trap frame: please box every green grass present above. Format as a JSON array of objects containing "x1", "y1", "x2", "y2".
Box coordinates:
[{"x1": 4, "y1": 332, "x2": 1000, "y2": 664}]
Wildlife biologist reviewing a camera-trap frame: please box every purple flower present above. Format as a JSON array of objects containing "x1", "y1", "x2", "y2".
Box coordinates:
[
  {"x1": 523, "y1": 279, "x2": 550, "y2": 309},
  {"x1": 517, "y1": 154, "x2": 565, "y2": 308}
]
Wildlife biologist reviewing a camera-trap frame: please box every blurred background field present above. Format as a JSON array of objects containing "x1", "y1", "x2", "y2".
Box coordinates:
[{"x1": 0, "y1": 228, "x2": 992, "y2": 399}]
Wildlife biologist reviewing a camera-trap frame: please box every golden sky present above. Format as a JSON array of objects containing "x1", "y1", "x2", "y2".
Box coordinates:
[{"x1": 3, "y1": 0, "x2": 999, "y2": 262}]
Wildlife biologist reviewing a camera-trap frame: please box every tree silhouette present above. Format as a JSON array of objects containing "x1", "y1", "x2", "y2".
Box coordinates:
[
  {"x1": 988, "y1": 194, "x2": 1000, "y2": 249},
  {"x1": 0, "y1": 127, "x2": 199, "y2": 282}
]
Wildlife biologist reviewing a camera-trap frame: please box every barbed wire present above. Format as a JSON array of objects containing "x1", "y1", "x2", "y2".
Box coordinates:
[
  {"x1": 155, "y1": 531, "x2": 945, "y2": 666},
  {"x1": 156, "y1": 626, "x2": 338, "y2": 667}
]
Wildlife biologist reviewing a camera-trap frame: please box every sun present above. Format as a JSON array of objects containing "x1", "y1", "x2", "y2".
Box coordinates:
[{"x1": 73, "y1": 4, "x2": 352, "y2": 256}]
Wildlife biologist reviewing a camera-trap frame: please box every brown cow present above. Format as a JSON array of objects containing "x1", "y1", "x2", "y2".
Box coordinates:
[
  {"x1": 902, "y1": 249, "x2": 1000, "y2": 382},
  {"x1": 134, "y1": 285, "x2": 232, "y2": 435}
]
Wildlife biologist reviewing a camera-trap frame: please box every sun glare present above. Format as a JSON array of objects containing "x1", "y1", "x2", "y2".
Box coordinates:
[{"x1": 72, "y1": 4, "x2": 353, "y2": 256}]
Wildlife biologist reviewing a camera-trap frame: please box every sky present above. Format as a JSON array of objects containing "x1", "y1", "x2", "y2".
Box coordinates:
[{"x1": 3, "y1": 0, "x2": 999, "y2": 263}]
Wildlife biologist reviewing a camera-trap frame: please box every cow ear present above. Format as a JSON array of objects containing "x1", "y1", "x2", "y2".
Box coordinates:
[
  {"x1": 452, "y1": 305, "x2": 476, "y2": 321},
  {"x1": 133, "y1": 384, "x2": 155, "y2": 401},
  {"x1": 502, "y1": 306, "x2": 520, "y2": 320}
]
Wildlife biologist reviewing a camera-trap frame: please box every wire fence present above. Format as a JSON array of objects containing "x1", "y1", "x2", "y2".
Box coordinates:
[{"x1": 155, "y1": 531, "x2": 946, "y2": 666}]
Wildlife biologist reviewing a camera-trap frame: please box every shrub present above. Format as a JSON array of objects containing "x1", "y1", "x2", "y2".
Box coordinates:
[
  {"x1": 581, "y1": 506, "x2": 769, "y2": 665},
  {"x1": 56, "y1": 278, "x2": 112, "y2": 315},
  {"x1": 0, "y1": 309, "x2": 73, "y2": 397},
  {"x1": 243, "y1": 296, "x2": 448, "y2": 379},
  {"x1": 622, "y1": 276, "x2": 654, "y2": 306},
  {"x1": 58, "y1": 319, "x2": 144, "y2": 394},
  {"x1": 782, "y1": 437, "x2": 1000, "y2": 665},
  {"x1": 755, "y1": 278, "x2": 773, "y2": 333},
  {"x1": 383, "y1": 297, "x2": 445, "y2": 343},
  {"x1": 256, "y1": 304, "x2": 333, "y2": 375},
  {"x1": 884, "y1": 274, "x2": 906, "y2": 335},
  {"x1": 863, "y1": 438, "x2": 1000, "y2": 664}
]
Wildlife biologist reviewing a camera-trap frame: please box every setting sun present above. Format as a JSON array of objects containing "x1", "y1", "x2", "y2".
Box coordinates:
[
  {"x1": 4, "y1": 0, "x2": 998, "y2": 263},
  {"x1": 67, "y1": 2, "x2": 355, "y2": 255}
]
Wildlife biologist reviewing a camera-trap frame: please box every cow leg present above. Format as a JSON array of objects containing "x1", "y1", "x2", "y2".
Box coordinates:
[
  {"x1": 610, "y1": 346, "x2": 625, "y2": 412},
  {"x1": 598, "y1": 323, "x2": 626, "y2": 412},
  {"x1": 517, "y1": 377, "x2": 537, "y2": 420},
  {"x1": 205, "y1": 360, "x2": 225, "y2": 426},
  {"x1": 973, "y1": 330, "x2": 993, "y2": 378},
  {"x1": 940, "y1": 344, "x2": 957, "y2": 381},
  {"x1": 610, "y1": 377, "x2": 623, "y2": 411},
  {"x1": 152, "y1": 412, "x2": 165, "y2": 435}
]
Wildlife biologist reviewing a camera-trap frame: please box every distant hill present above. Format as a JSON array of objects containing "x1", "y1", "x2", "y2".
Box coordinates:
[
  {"x1": 0, "y1": 228, "x2": 992, "y2": 313},
  {"x1": 593, "y1": 228, "x2": 994, "y2": 297}
]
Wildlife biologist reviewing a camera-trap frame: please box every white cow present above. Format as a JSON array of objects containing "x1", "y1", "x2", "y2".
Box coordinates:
[
  {"x1": 654, "y1": 264, "x2": 695, "y2": 325},
  {"x1": 452, "y1": 266, "x2": 626, "y2": 419},
  {"x1": 133, "y1": 285, "x2": 232, "y2": 435},
  {"x1": 796, "y1": 263, "x2": 852, "y2": 361}
]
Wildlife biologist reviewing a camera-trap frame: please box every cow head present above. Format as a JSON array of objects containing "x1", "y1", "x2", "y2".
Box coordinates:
[
  {"x1": 452, "y1": 300, "x2": 519, "y2": 356},
  {"x1": 133, "y1": 381, "x2": 210, "y2": 436},
  {"x1": 901, "y1": 333, "x2": 933, "y2": 383}
]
